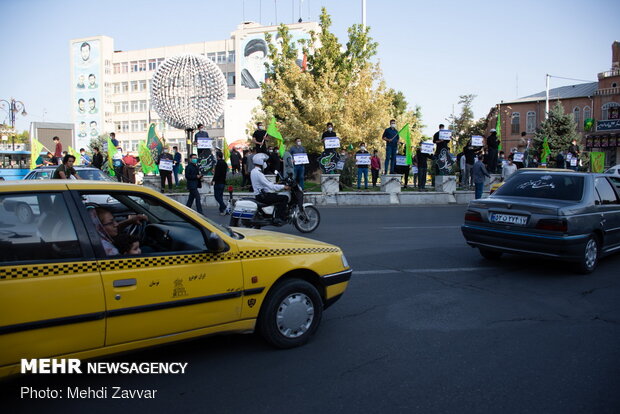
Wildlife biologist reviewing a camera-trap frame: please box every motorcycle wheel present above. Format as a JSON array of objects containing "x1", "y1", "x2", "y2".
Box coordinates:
[{"x1": 294, "y1": 205, "x2": 320, "y2": 233}]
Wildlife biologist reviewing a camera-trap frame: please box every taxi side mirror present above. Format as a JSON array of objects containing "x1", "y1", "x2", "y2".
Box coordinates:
[{"x1": 206, "y1": 233, "x2": 227, "y2": 253}]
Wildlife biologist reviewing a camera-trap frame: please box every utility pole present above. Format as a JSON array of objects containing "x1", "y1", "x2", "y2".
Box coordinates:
[
  {"x1": 362, "y1": 0, "x2": 367, "y2": 27},
  {"x1": 545, "y1": 74, "x2": 550, "y2": 120}
]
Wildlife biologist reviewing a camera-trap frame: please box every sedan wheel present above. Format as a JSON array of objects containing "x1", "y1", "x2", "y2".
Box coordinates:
[
  {"x1": 257, "y1": 279, "x2": 323, "y2": 348},
  {"x1": 578, "y1": 235, "x2": 599, "y2": 274}
]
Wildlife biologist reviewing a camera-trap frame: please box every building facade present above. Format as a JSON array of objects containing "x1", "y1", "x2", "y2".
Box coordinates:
[
  {"x1": 491, "y1": 41, "x2": 620, "y2": 167},
  {"x1": 70, "y1": 21, "x2": 318, "y2": 154}
]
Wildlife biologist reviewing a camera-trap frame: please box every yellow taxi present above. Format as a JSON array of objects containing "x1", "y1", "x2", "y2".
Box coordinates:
[{"x1": 0, "y1": 181, "x2": 351, "y2": 378}]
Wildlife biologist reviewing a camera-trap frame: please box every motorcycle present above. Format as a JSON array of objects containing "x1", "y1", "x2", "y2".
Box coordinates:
[{"x1": 229, "y1": 171, "x2": 321, "y2": 233}]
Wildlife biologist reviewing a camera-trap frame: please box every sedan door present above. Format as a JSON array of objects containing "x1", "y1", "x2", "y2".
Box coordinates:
[{"x1": 594, "y1": 177, "x2": 620, "y2": 250}]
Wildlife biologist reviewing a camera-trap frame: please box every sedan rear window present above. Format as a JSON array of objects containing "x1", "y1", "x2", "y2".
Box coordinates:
[{"x1": 493, "y1": 174, "x2": 584, "y2": 201}]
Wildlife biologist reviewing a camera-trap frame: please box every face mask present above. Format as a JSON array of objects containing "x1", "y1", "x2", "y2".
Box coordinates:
[
  {"x1": 296, "y1": 141, "x2": 301, "y2": 146},
  {"x1": 327, "y1": 127, "x2": 333, "y2": 132},
  {"x1": 191, "y1": 158, "x2": 198, "y2": 164},
  {"x1": 80, "y1": 152, "x2": 85, "y2": 155},
  {"x1": 361, "y1": 146, "x2": 366, "y2": 151},
  {"x1": 258, "y1": 125, "x2": 264, "y2": 130},
  {"x1": 163, "y1": 149, "x2": 169, "y2": 153},
  {"x1": 390, "y1": 124, "x2": 396, "y2": 128}
]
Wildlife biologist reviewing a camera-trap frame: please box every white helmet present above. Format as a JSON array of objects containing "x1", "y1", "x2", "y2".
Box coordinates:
[{"x1": 253, "y1": 153, "x2": 269, "y2": 167}]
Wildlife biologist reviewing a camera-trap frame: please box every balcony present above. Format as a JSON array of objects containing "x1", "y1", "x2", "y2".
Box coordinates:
[
  {"x1": 597, "y1": 69, "x2": 620, "y2": 80},
  {"x1": 594, "y1": 86, "x2": 620, "y2": 96}
]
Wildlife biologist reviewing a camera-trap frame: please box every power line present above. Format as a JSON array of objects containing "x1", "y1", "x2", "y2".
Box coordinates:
[{"x1": 548, "y1": 74, "x2": 595, "y2": 83}]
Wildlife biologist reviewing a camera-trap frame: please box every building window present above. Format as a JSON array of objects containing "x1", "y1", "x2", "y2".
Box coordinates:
[
  {"x1": 114, "y1": 121, "x2": 121, "y2": 132},
  {"x1": 131, "y1": 101, "x2": 139, "y2": 112},
  {"x1": 139, "y1": 80, "x2": 147, "y2": 92},
  {"x1": 114, "y1": 102, "x2": 121, "y2": 113},
  {"x1": 602, "y1": 102, "x2": 620, "y2": 120},
  {"x1": 113, "y1": 83, "x2": 121, "y2": 94},
  {"x1": 131, "y1": 120, "x2": 140, "y2": 132},
  {"x1": 131, "y1": 81, "x2": 139, "y2": 92},
  {"x1": 217, "y1": 52, "x2": 226, "y2": 64},
  {"x1": 139, "y1": 100, "x2": 147, "y2": 112},
  {"x1": 141, "y1": 120, "x2": 148, "y2": 131},
  {"x1": 207, "y1": 53, "x2": 216, "y2": 62},
  {"x1": 227, "y1": 72, "x2": 235, "y2": 86},
  {"x1": 121, "y1": 62, "x2": 128, "y2": 73},
  {"x1": 511, "y1": 112, "x2": 520, "y2": 134},
  {"x1": 113, "y1": 63, "x2": 121, "y2": 74},
  {"x1": 121, "y1": 121, "x2": 130, "y2": 132},
  {"x1": 130, "y1": 61, "x2": 138, "y2": 72},
  {"x1": 138, "y1": 60, "x2": 147, "y2": 71},
  {"x1": 526, "y1": 111, "x2": 536, "y2": 133},
  {"x1": 148, "y1": 59, "x2": 157, "y2": 71},
  {"x1": 121, "y1": 82, "x2": 129, "y2": 93},
  {"x1": 157, "y1": 58, "x2": 165, "y2": 67},
  {"x1": 228, "y1": 51, "x2": 235, "y2": 63},
  {"x1": 584, "y1": 106, "x2": 591, "y2": 122},
  {"x1": 573, "y1": 107, "x2": 581, "y2": 130},
  {"x1": 121, "y1": 101, "x2": 129, "y2": 113}
]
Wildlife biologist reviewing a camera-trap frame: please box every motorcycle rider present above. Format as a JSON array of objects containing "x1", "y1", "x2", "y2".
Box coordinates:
[{"x1": 250, "y1": 153, "x2": 290, "y2": 226}]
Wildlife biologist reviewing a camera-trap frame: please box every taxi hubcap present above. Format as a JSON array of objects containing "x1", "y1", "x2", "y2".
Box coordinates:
[
  {"x1": 585, "y1": 239, "x2": 597, "y2": 269},
  {"x1": 276, "y1": 293, "x2": 314, "y2": 338}
]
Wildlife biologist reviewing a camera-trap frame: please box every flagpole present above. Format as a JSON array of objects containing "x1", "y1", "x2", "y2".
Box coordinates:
[{"x1": 545, "y1": 74, "x2": 550, "y2": 120}]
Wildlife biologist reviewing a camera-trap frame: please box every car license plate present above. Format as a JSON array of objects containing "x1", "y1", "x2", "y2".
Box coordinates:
[{"x1": 490, "y1": 213, "x2": 527, "y2": 226}]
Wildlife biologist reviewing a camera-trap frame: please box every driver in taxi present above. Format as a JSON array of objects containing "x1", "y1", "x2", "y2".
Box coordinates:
[{"x1": 94, "y1": 207, "x2": 147, "y2": 256}]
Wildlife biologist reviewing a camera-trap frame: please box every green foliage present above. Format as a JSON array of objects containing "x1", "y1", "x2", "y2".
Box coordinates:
[
  {"x1": 446, "y1": 94, "x2": 481, "y2": 151},
  {"x1": 533, "y1": 102, "x2": 579, "y2": 156},
  {"x1": 257, "y1": 7, "x2": 422, "y2": 155}
]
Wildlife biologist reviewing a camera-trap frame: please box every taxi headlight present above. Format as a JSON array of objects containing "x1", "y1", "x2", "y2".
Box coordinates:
[{"x1": 341, "y1": 254, "x2": 349, "y2": 269}]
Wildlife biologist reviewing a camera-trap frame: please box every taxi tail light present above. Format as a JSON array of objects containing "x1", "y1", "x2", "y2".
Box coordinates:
[
  {"x1": 465, "y1": 210, "x2": 483, "y2": 222},
  {"x1": 536, "y1": 219, "x2": 568, "y2": 232}
]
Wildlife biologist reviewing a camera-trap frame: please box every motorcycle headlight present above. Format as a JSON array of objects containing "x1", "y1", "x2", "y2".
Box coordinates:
[{"x1": 341, "y1": 254, "x2": 349, "y2": 269}]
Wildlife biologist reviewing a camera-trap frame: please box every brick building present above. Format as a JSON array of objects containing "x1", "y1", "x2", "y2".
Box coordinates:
[{"x1": 490, "y1": 41, "x2": 620, "y2": 167}]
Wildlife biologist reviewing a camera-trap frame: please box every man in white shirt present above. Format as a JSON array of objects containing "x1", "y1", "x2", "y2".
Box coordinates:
[
  {"x1": 502, "y1": 158, "x2": 518, "y2": 181},
  {"x1": 250, "y1": 153, "x2": 290, "y2": 225}
]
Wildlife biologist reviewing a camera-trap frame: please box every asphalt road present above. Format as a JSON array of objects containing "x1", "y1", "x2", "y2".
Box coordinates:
[{"x1": 4, "y1": 205, "x2": 620, "y2": 413}]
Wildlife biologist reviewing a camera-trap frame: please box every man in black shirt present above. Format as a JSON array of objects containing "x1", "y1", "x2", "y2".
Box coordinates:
[
  {"x1": 321, "y1": 122, "x2": 337, "y2": 151},
  {"x1": 568, "y1": 139, "x2": 580, "y2": 171},
  {"x1": 252, "y1": 122, "x2": 268, "y2": 154},
  {"x1": 486, "y1": 129, "x2": 499, "y2": 173},
  {"x1": 463, "y1": 140, "x2": 479, "y2": 188},
  {"x1": 230, "y1": 147, "x2": 241, "y2": 175},
  {"x1": 213, "y1": 150, "x2": 228, "y2": 215},
  {"x1": 416, "y1": 146, "x2": 430, "y2": 189}
]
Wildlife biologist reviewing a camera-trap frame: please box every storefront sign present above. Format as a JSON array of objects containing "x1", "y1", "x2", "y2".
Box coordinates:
[{"x1": 596, "y1": 119, "x2": 620, "y2": 131}]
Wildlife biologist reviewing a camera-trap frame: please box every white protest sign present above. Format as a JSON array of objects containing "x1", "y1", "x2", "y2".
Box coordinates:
[
  {"x1": 396, "y1": 155, "x2": 407, "y2": 166},
  {"x1": 159, "y1": 159, "x2": 173, "y2": 171},
  {"x1": 513, "y1": 152, "x2": 524, "y2": 162},
  {"x1": 336, "y1": 160, "x2": 345, "y2": 170},
  {"x1": 356, "y1": 154, "x2": 371, "y2": 165},
  {"x1": 293, "y1": 153, "x2": 309, "y2": 165},
  {"x1": 197, "y1": 137, "x2": 213, "y2": 149},
  {"x1": 471, "y1": 135, "x2": 484, "y2": 147},
  {"x1": 566, "y1": 153, "x2": 573, "y2": 161},
  {"x1": 324, "y1": 137, "x2": 340, "y2": 149},
  {"x1": 439, "y1": 129, "x2": 452, "y2": 141},
  {"x1": 412, "y1": 166, "x2": 419, "y2": 174},
  {"x1": 570, "y1": 158, "x2": 578, "y2": 167},
  {"x1": 421, "y1": 142, "x2": 434, "y2": 154}
]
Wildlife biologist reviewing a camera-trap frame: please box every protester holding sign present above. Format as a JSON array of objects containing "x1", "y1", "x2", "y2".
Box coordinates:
[
  {"x1": 382, "y1": 119, "x2": 399, "y2": 174},
  {"x1": 355, "y1": 142, "x2": 370, "y2": 189},
  {"x1": 416, "y1": 146, "x2": 431, "y2": 190},
  {"x1": 158, "y1": 148, "x2": 174, "y2": 192},
  {"x1": 322, "y1": 122, "x2": 339, "y2": 151},
  {"x1": 289, "y1": 139, "x2": 308, "y2": 190}
]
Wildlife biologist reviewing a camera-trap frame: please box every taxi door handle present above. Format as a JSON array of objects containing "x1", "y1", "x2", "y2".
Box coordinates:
[{"x1": 113, "y1": 278, "x2": 137, "y2": 288}]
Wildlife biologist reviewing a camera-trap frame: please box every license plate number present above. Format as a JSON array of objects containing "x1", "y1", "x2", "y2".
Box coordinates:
[{"x1": 490, "y1": 213, "x2": 527, "y2": 226}]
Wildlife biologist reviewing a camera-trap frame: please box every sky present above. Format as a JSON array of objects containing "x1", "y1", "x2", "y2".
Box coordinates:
[{"x1": 1, "y1": 0, "x2": 619, "y2": 137}]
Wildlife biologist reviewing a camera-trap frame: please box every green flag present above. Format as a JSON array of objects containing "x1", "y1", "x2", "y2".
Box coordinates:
[
  {"x1": 107, "y1": 137, "x2": 117, "y2": 177},
  {"x1": 495, "y1": 109, "x2": 502, "y2": 152},
  {"x1": 223, "y1": 137, "x2": 230, "y2": 161},
  {"x1": 590, "y1": 152, "x2": 605, "y2": 173},
  {"x1": 398, "y1": 123, "x2": 413, "y2": 165},
  {"x1": 584, "y1": 118, "x2": 594, "y2": 132},
  {"x1": 266, "y1": 117, "x2": 286, "y2": 157},
  {"x1": 30, "y1": 138, "x2": 44, "y2": 170},
  {"x1": 541, "y1": 136, "x2": 551, "y2": 164},
  {"x1": 146, "y1": 123, "x2": 163, "y2": 164},
  {"x1": 68, "y1": 146, "x2": 81, "y2": 166},
  {"x1": 138, "y1": 141, "x2": 158, "y2": 174}
]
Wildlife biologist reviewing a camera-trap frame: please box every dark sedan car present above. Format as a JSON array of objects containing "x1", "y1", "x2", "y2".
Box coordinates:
[{"x1": 462, "y1": 171, "x2": 620, "y2": 273}]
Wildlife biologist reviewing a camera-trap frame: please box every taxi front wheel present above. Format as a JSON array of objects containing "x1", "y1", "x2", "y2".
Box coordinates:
[{"x1": 257, "y1": 279, "x2": 323, "y2": 349}]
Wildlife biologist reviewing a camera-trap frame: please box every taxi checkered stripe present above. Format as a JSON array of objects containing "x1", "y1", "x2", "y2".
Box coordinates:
[{"x1": 0, "y1": 248, "x2": 339, "y2": 280}]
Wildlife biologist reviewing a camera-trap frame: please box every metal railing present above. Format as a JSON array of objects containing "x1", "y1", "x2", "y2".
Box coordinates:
[
  {"x1": 594, "y1": 86, "x2": 620, "y2": 96},
  {"x1": 597, "y1": 69, "x2": 620, "y2": 79}
]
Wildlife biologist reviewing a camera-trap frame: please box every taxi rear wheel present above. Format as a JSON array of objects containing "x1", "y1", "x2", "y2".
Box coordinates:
[{"x1": 257, "y1": 279, "x2": 323, "y2": 349}]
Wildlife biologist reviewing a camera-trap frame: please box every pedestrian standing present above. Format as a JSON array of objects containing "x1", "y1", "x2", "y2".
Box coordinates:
[
  {"x1": 112, "y1": 147, "x2": 125, "y2": 182},
  {"x1": 158, "y1": 148, "x2": 174, "y2": 191},
  {"x1": 213, "y1": 150, "x2": 228, "y2": 215},
  {"x1": 80, "y1": 148, "x2": 91, "y2": 166},
  {"x1": 556, "y1": 151, "x2": 565, "y2": 169},
  {"x1": 463, "y1": 140, "x2": 478, "y2": 188},
  {"x1": 122, "y1": 152, "x2": 138, "y2": 184},
  {"x1": 241, "y1": 149, "x2": 250, "y2": 188},
  {"x1": 356, "y1": 142, "x2": 370, "y2": 189},
  {"x1": 172, "y1": 146, "x2": 182, "y2": 185},
  {"x1": 568, "y1": 139, "x2": 580, "y2": 171},
  {"x1": 432, "y1": 123, "x2": 449, "y2": 181},
  {"x1": 322, "y1": 122, "x2": 337, "y2": 151},
  {"x1": 185, "y1": 154, "x2": 204, "y2": 215},
  {"x1": 252, "y1": 122, "x2": 268, "y2": 154},
  {"x1": 53, "y1": 136, "x2": 63, "y2": 165},
  {"x1": 502, "y1": 158, "x2": 517, "y2": 181},
  {"x1": 289, "y1": 138, "x2": 306, "y2": 189},
  {"x1": 473, "y1": 154, "x2": 490, "y2": 199},
  {"x1": 486, "y1": 129, "x2": 500, "y2": 173},
  {"x1": 230, "y1": 147, "x2": 241, "y2": 175},
  {"x1": 416, "y1": 146, "x2": 430, "y2": 190},
  {"x1": 370, "y1": 150, "x2": 381, "y2": 187},
  {"x1": 382, "y1": 120, "x2": 399, "y2": 174},
  {"x1": 92, "y1": 147, "x2": 103, "y2": 169}
]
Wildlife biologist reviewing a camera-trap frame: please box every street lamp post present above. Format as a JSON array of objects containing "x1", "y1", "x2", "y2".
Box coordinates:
[{"x1": 0, "y1": 98, "x2": 27, "y2": 151}]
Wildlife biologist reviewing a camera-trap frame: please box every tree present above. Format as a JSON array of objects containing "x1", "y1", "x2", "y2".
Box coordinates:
[
  {"x1": 257, "y1": 8, "x2": 422, "y2": 154},
  {"x1": 446, "y1": 94, "x2": 478, "y2": 151},
  {"x1": 533, "y1": 102, "x2": 579, "y2": 157}
]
